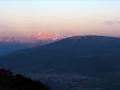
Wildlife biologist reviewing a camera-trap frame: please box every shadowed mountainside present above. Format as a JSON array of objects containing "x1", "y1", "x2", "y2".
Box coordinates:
[
  {"x1": 1, "y1": 35, "x2": 120, "y2": 89},
  {"x1": 0, "y1": 35, "x2": 120, "y2": 77}
]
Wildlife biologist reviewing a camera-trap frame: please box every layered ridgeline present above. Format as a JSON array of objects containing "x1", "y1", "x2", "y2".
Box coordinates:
[
  {"x1": 1, "y1": 35, "x2": 120, "y2": 90},
  {"x1": 0, "y1": 32, "x2": 61, "y2": 56},
  {"x1": 0, "y1": 35, "x2": 120, "y2": 76},
  {"x1": 0, "y1": 39, "x2": 54, "y2": 56}
]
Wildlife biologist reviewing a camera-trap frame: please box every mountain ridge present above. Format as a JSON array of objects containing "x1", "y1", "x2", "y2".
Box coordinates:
[
  {"x1": 1, "y1": 35, "x2": 120, "y2": 77},
  {"x1": 0, "y1": 32, "x2": 61, "y2": 56}
]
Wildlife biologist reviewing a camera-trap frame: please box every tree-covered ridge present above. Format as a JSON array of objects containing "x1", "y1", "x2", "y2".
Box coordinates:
[{"x1": 0, "y1": 69, "x2": 51, "y2": 90}]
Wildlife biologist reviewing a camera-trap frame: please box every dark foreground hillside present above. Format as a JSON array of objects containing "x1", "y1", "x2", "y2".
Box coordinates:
[{"x1": 0, "y1": 69, "x2": 50, "y2": 90}]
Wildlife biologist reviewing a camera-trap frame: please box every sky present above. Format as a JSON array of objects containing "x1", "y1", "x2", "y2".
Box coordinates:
[{"x1": 0, "y1": 0, "x2": 120, "y2": 37}]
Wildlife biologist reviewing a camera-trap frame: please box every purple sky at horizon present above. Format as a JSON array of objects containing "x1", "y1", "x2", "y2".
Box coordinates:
[{"x1": 0, "y1": 0, "x2": 120, "y2": 38}]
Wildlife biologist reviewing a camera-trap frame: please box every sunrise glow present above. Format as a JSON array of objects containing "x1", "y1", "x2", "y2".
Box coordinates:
[{"x1": 0, "y1": 0, "x2": 120, "y2": 39}]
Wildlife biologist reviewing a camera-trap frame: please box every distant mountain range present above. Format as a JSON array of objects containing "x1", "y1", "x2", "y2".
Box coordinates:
[
  {"x1": 0, "y1": 40, "x2": 54, "y2": 56},
  {"x1": 0, "y1": 35, "x2": 120, "y2": 77},
  {"x1": 0, "y1": 32, "x2": 61, "y2": 56},
  {"x1": 0, "y1": 41, "x2": 29, "y2": 56},
  {"x1": 0, "y1": 32, "x2": 61, "y2": 43}
]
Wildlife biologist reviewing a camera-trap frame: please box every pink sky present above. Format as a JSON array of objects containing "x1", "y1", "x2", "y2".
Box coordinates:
[{"x1": 0, "y1": 1, "x2": 120, "y2": 38}]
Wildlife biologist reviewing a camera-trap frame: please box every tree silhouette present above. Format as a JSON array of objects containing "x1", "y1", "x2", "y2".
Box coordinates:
[{"x1": 0, "y1": 69, "x2": 51, "y2": 90}]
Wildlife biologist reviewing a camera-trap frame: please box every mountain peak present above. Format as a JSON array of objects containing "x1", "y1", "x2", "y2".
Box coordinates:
[
  {"x1": 0, "y1": 32, "x2": 61, "y2": 43},
  {"x1": 32, "y1": 32, "x2": 61, "y2": 41}
]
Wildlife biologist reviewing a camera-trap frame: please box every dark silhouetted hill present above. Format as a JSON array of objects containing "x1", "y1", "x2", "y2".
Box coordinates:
[{"x1": 0, "y1": 69, "x2": 50, "y2": 90}]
